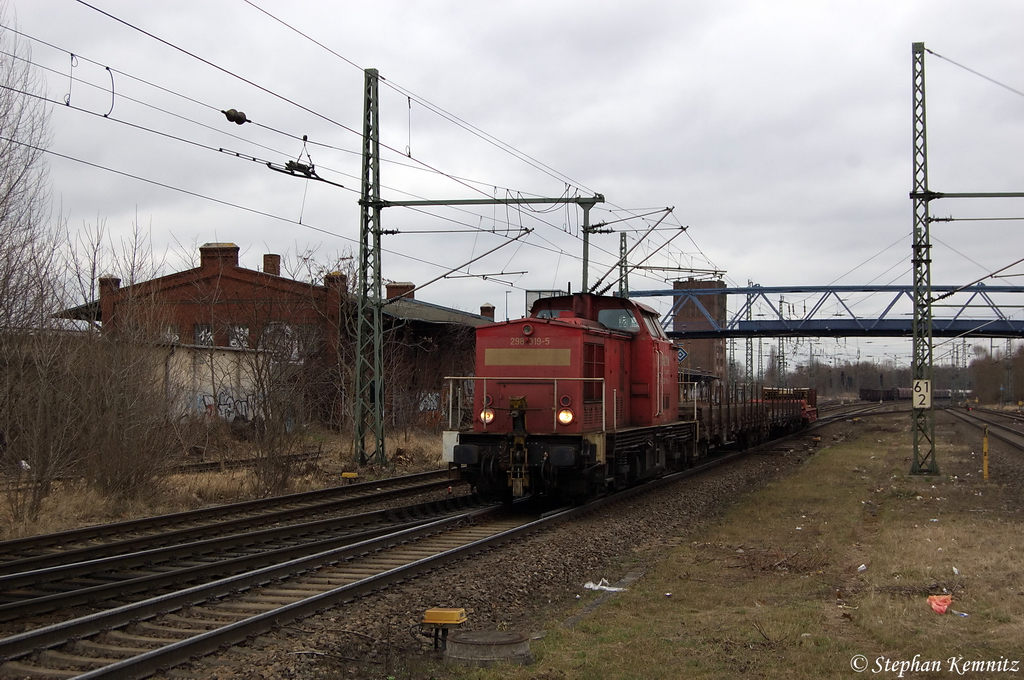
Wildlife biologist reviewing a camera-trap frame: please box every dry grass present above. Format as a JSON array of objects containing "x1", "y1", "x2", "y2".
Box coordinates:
[
  {"x1": 450, "y1": 415, "x2": 1024, "y2": 679},
  {"x1": 0, "y1": 428, "x2": 446, "y2": 541}
]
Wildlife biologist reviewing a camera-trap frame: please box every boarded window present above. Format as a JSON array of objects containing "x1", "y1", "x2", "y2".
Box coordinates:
[
  {"x1": 260, "y1": 322, "x2": 297, "y2": 360},
  {"x1": 193, "y1": 324, "x2": 213, "y2": 346},
  {"x1": 584, "y1": 343, "x2": 604, "y2": 402},
  {"x1": 229, "y1": 325, "x2": 250, "y2": 349}
]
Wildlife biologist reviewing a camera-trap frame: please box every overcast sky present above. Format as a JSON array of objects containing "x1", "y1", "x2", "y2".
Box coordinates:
[{"x1": 8, "y1": 0, "x2": 1024, "y2": 367}]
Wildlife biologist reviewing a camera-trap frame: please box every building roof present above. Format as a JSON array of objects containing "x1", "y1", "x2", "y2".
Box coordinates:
[
  {"x1": 383, "y1": 297, "x2": 492, "y2": 327},
  {"x1": 57, "y1": 243, "x2": 491, "y2": 330},
  {"x1": 60, "y1": 292, "x2": 493, "y2": 328}
]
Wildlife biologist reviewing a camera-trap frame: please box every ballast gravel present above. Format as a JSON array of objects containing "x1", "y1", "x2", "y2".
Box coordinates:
[{"x1": 158, "y1": 426, "x2": 850, "y2": 679}]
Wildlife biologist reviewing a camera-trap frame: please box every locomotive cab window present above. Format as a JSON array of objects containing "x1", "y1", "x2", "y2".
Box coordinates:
[
  {"x1": 534, "y1": 308, "x2": 570, "y2": 319},
  {"x1": 597, "y1": 309, "x2": 640, "y2": 333},
  {"x1": 642, "y1": 312, "x2": 667, "y2": 339}
]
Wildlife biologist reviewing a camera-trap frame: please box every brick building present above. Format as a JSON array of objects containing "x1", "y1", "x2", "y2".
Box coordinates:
[
  {"x1": 70, "y1": 243, "x2": 492, "y2": 427},
  {"x1": 97, "y1": 244, "x2": 341, "y2": 350},
  {"x1": 672, "y1": 278, "x2": 728, "y2": 381}
]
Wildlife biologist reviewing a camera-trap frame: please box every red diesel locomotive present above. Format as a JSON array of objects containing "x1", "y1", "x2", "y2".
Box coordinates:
[
  {"x1": 442, "y1": 292, "x2": 815, "y2": 501},
  {"x1": 443, "y1": 293, "x2": 695, "y2": 500}
]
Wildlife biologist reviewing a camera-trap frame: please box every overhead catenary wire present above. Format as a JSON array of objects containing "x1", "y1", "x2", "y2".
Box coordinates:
[
  {"x1": 6, "y1": 19, "x2": 591, "y2": 205},
  {"x1": 9, "y1": 17, "x2": 643, "y2": 273},
  {"x1": 17, "y1": 5, "x2": 697, "y2": 295},
  {"x1": 2, "y1": 31, "x2": 609, "y2": 263},
  {"x1": 931, "y1": 255, "x2": 1024, "y2": 304},
  {"x1": 1, "y1": 27, "x2": 547, "y2": 199},
  {"x1": 240, "y1": 0, "x2": 598, "y2": 197},
  {"x1": 925, "y1": 48, "x2": 1024, "y2": 101},
  {"x1": 236, "y1": 1, "x2": 693, "y2": 265},
  {"x1": 3, "y1": 132, "x2": 548, "y2": 292},
  {"x1": 71, "y1": 0, "x2": 571, "y2": 210}
]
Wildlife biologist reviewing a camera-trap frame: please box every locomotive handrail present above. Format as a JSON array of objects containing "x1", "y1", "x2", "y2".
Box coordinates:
[{"x1": 443, "y1": 376, "x2": 606, "y2": 433}]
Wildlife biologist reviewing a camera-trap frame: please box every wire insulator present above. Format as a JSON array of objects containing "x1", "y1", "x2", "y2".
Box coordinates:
[{"x1": 223, "y1": 108, "x2": 248, "y2": 125}]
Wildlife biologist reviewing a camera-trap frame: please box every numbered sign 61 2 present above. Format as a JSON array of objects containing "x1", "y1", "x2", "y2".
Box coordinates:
[{"x1": 913, "y1": 379, "x2": 932, "y2": 409}]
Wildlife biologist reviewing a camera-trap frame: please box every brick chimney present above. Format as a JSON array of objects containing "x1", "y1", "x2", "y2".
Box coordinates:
[
  {"x1": 98, "y1": 276, "x2": 121, "y2": 331},
  {"x1": 386, "y1": 282, "x2": 415, "y2": 300},
  {"x1": 480, "y1": 303, "x2": 495, "y2": 321},
  {"x1": 324, "y1": 271, "x2": 348, "y2": 292},
  {"x1": 263, "y1": 253, "x2": 281, "y2": 276},
  {"x1": 199, "y1": 243, "x2": 240, "y2": 270}
]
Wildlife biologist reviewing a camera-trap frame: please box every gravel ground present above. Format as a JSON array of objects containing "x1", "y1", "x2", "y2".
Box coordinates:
[
  {"x1": 149, "y1": 408, "x2": 1024, "y2": 680},
  {"x1": 156, "y1": 422, "x2": 864, "y2": 679}
]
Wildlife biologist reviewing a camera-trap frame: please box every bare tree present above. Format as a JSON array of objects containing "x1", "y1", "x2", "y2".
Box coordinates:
[
  {"x1": 72, "y1": 225, "x2": 176, "y2": 501},
  {"x1": 0, "y1": 5, "x2": 67, "y2": 521},
  {"x1": 0, "y1": 3, "x2": 53, "y2": 329}
]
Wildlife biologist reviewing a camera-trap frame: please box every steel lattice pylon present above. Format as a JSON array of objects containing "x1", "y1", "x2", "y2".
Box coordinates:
[
  {"x1": 1005, "y1": 339, "x2": 1014, "y2": 405},
  {"x1": 910, "y1": 42, "x2": 938, "y2": 474},
  {"x1": 354, "y1": 68, "x2": 386, "y2": 466},
  {"x1": 619, "y1": 233, "x2": 629, "y2": 297},
  {"x1": 745, "y1": 283, "x2": 754, "y2": 387}
]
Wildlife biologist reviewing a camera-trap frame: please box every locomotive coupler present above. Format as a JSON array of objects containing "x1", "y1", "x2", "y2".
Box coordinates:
[{"x1": 510, "y1": 443, "x2": 528, "y2": 497}]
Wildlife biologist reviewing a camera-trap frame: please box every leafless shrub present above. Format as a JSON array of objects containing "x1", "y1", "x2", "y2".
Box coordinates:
[
  {"x1": 74, "y1": 334, "x2": 173, "y2": 502},
  {"x1": 0, "y1": 332, "x2": 82, "y2": 520}
]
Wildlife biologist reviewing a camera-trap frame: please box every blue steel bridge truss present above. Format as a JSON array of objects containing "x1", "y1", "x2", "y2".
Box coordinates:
[{"x1": 631, "y1": 285, "x2": 1024, "y2": 339}]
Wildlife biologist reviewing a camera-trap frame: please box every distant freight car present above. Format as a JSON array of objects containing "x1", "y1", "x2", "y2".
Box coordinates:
[
  {"x1": 860, "y1": 387, "x2": 951, "y2": 401},
  {"x1": 860, "y1": 387, "x2": 898, "y2": 402}
]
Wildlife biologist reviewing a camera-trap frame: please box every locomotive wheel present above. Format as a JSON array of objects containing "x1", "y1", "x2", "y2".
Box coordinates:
[
  {"x1": 539, "y1": 459, "x2": 558, "y2": 493},
  {"x1": 474, "y1": 455, "x2": 510, "y2": 502}
]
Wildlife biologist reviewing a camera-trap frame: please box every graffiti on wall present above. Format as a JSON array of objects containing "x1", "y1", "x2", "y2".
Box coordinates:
[{"x1": 198, "y1": 391, "x2": 255, "y2": 422}]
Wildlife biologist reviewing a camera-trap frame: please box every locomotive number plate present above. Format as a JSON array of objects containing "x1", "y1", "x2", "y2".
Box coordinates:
[{"x1": 509, "y1": 336, "x2": 551, "y2": 346}]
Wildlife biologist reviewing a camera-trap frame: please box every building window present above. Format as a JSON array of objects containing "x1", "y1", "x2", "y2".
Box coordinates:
[
  {"x1": 193, "y1": 324, "x2": 213, "y2": 346},
  {"x1": 260, "y1": 322, "x2": 298, "y2": 361},
  {"x1": 162, "y1": 325, "x2": 180, "y2": 343},
  {"x1": 229, "y1": 325, "x2": 250, "y2": 349}
]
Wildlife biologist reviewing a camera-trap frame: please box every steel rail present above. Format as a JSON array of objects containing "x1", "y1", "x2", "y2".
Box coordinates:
[
  {"x1": 0, "y1": 495, "x2": 487, "y2": 623},
  {"x1": 169, "y1": 448, "x2": 322, "y2": 475},
  {"x1": 947, "y1": 408, "x2": 1024, "y2": 449},
  {"x1": 72, "y1": 512, "x2": 533, "y2": 680},
  {"x1": 0, "y1": 451, "x2": 745, "y2": 674},
  {"x1": 0, "y1": 507, "x2": 503, "y2": 663},
  {"x1": 0, "y1": 470, "x2": 456, "y2": 569},
  {"x1": 0, "y1": 422, "x2": 853, "y2": 677}
]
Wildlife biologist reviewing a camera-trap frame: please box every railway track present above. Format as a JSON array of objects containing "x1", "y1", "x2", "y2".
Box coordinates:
[
  {"x1": 974, "y1": 406, "x2": 1024, "y2": 429},
  {"x1": 0, "y1": 504, "x2": 521, "y2": 679},
  {"x1": 0, "y1": 414, "x2": 864, "y2": 678},
  {"x1": 0, "y1": 443, "x2": 767, "y2": 679},
  {"x1": 0, "y1": 470, "x2": 458, "y2": 568},
  {"x1": 168, "y1": 448, "x2": 323, "y2": 475},
  {"x1": 947, "y1": 407, "x2": 1024, "y2": 449},
  {"x1": 822, "y1": 402, "x2": 906, "y2": 421},
  {"x1": 1, "y1": 450, "x2": 323, "y2": 496},
  {"x1": 0, "y1": 494, "x2": 488, "y2": 632}
]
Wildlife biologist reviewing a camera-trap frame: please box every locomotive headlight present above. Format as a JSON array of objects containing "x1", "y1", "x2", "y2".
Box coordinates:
[
  {"x1": 557, "y1": 408, "x2": 575, "y2": 425},
  {"x1": 479, "y1": 407, "x2": 496, "y2": 425}
]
